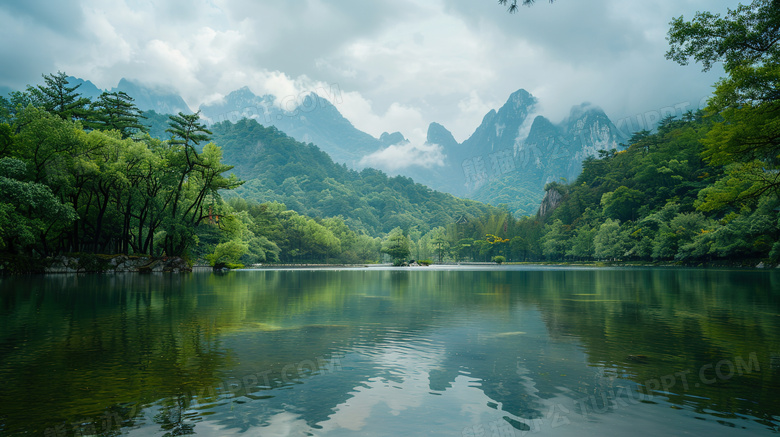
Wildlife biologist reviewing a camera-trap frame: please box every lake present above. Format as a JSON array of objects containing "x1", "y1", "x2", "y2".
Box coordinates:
[{"x1": 1, "y1": 266, "x2": 779, "y2": 436}]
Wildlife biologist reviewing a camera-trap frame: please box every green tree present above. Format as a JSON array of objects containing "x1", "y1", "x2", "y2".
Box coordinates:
[
  {"x1": 540, "y1": 219, "x2": 570, "y2": 259},
  {"x1": 27, "y1": 71, "x2": 90, "y2": 121},
  {"x1": 86, "y1": 91, "x2": 148, "y2": 139},
  {"x1": 594, "y1": 219, "x2": 629, "y2": 260},
  {"x1": 0, "y1": 157, "x2": 76, "y2": 253},
  {"x1": 566, "y1": 226, "x2": 596, "y2": 260},
  {"x1": 601, "y1": 186, "x2": 644, "y2": 222},
  {"x1": 381, "y1": 227, "x2": 411, "y2": 262},
  {"x1": 206, "y1": 239, "x2": 248, "y2": 268},
  {"x1": 666, "y1": 0, "x2": 780, "y2": 75},
  {"x1": 668, "y1": 0, "x2": 780, "y2": 208}
]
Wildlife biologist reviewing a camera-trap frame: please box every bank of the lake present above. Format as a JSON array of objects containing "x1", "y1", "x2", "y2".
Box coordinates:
[{"x1": 0, "y1": 253, "x2": 191, "y2": 275}]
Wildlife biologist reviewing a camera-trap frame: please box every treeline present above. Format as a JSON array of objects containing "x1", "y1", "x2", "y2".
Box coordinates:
[{"x1": 0, "y1": 72, "x2": 241, "y2": 260}]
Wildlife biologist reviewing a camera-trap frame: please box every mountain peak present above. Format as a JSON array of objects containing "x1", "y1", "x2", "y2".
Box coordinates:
[
  {"x1": 112, "y1": 78, "x2": 193, "y2": 114},
  {"x1": 426, "y1": 122, "x2": 458, "y2": 149},
  {"x1": 65, "y1": 76, "x2": 103, "y2": 101},
  {"x1": 379, "y1": 131, "x2": 407, "y2": 146},
  {"x1": 563, "y1": 103, "x2": 607, "y2": 124},
  {"x1": 503, "y1": 89, "x2": 537, "y2": 113}
]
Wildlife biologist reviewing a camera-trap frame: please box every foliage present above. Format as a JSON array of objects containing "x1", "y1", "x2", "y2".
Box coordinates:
[
  {"x1": 26, "y1": 71, "x2": 90, "y2": 121},
  {"x1": 84, "y1": 91, "x2": 148, "y2": 139},
  {"x1": 492, "y1": 255, "x2": 506, "y2": 264},
  {"x1": 381, "y1": 227, "x2": 411, "y2": 262},
  {"x1": 206, "y1": 239, "x2": 248, "y2": 268},
  {"x1": 0, "y1": 74, "x2": 240, "y2": 260},
  {"x1": 666, "y1": 0, "x2": 780, "y2": 74},
  {"x1": 668, "y1": 0, "x2": 780, "y2": 209}
]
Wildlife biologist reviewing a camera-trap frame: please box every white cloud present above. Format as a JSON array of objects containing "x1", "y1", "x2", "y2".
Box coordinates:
[
  {"x1": 359, "y1": 141, "x2": 445, "y2": 173},
  {"x1": 0, "y1": 0, "x2": 736, "y2": 152}
]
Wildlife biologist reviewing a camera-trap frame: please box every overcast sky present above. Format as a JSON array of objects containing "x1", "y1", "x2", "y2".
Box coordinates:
[{"x1": 1, "y1": 0, "x2": 734, "y2": 144}]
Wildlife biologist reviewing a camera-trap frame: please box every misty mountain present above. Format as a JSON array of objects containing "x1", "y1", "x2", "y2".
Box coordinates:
[
  {"x1": 63, "y1": 77, "x2": 103, "y2": 101},
  {"x1": 379, "y1": 131, "x2": 407, "y2": 146},
  {"x1": 411, "y1": 93, "x2": 626, "y2": 215},
  {"x1": 199, "y1": 87, "x2": 383, "y2": 167},
  {"x1": 426, "y1": 122, "x2": 458, "y2": 151},
  {"x1": 194, "y1": 84, "x2": 624, "y2": 216},
  {"x1": 113, "y1": 78, "x2": 192, "y2": 115},
  {"x1": 207, "y1": 118, "x2": 496, "y2": 235},
  {"x1": 61, "y1": 76, "x2": 193, "y2": 114}
]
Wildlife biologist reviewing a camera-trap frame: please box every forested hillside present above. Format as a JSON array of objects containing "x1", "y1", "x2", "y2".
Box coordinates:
[
  {"x1": 206, "y1": 118, "x2": 496, "y2": 236},
  {"x1": 0, "y1": 73, "x2": 241, "y2": 267}
]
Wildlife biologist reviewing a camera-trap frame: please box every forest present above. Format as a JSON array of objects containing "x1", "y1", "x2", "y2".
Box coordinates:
[{"x1": 1, "y1": 1, "x2": 778, "y2": 268}]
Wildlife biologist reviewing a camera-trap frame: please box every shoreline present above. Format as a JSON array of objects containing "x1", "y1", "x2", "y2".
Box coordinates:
[
  {"x1": 0, "y1": 254, "x2": 191, "y2": 275},
  {"x1": 1, "y1": 256, "x2": 775, "y2": 275}
]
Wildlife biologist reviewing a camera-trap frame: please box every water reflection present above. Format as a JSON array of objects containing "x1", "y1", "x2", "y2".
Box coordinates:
[{"x1": 0, "y1": 267, "x2": 779, "y2": 436}]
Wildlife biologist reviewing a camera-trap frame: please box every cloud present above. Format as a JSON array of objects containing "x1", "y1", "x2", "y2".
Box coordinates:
[
  {"x1": 0, "y1": 0, "x2": 737, "y2": 154},
  {"x1": 359, "y1": 141, "x2": 446, "y2": 173}
]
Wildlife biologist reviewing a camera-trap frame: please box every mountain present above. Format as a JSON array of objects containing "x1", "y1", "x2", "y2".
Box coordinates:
[
  {"x1": 375, "y1": 90, "x2": 625, "y2": 215},
  {"x1": 64, "y1": 77, "x2": 103, "y2": 101},
  {"x1": 468, "y1": 103, "x2": 625, "y2": 215},
  {"x1": 379, "y1": 131, "x2": 407, "y2": 146},
  {"x1": 426, "y1": 122, "x2": 458, "y2": 151},
  {"x1": 51, "y1": 74, "x2": 624, "y2": 217},
  {"x1": 199, "y1": 87, "x2": 382, "y2": 167},
  {"x1": 112, "y1": 78, "x2": 192, "y2": 115},
  {"x1": 62, "y1": 76, "x2": 192, "y2": 114},
  {"x1": 207, "y1": 118, "x2": 496, "y2": 235}
]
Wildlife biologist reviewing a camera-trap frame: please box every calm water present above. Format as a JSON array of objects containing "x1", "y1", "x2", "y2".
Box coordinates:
[{"x1": 1, "y1": 266, "x2": 779, "y2": 436}]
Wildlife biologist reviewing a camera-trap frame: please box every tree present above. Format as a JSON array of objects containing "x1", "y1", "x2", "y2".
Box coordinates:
[
  {"x1": 167, "y1": 110, "x2": 212, "y2": 150},
  {"x1": 666, "y1": 0, "x2": 780, "y2": 74},
  {"x1": 381, "y1": 227, "x2": 410, "y2": 262},
  {"x1": 498, "y1": 0, "x2": 554, "y2": 13},
  {"x1": 85, "y1": 91, "x2": 148, "y2": 139},
  {"x1": 0, "y1": 157, "x2": 76, "y2": 253},
  {"x1": 27, "y1": 71, "x2": 90, "y2": 121},
  {"x1": 667, "y1": 0, "x2": 780, "y2": 209},
  {"x1": 594, "y1": 219, "x2": 629, "y2": 260},
  {"x1": 206, "y1": 239, "x2": 248, "y2": 268},
  {"x1": 601, "y1": 186, "x2": 644, "y2": 222},
  {"x1": 540, "y1": 219, "x2": 569, "y2": 259},
  {"x1": 161, "y1": 111, "x2": 239, "y2": 256}
]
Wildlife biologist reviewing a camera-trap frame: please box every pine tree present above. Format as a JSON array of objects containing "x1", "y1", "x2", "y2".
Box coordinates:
[
  {"x1": 166, "y1": 110, "x2": 212, "y2": 149},
  {"x1": 85, "y1": 91, "x2": 148, "y2": 139},
  {"x1": 27, "y1": 71, "x2": 90, "y2": 121}
]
